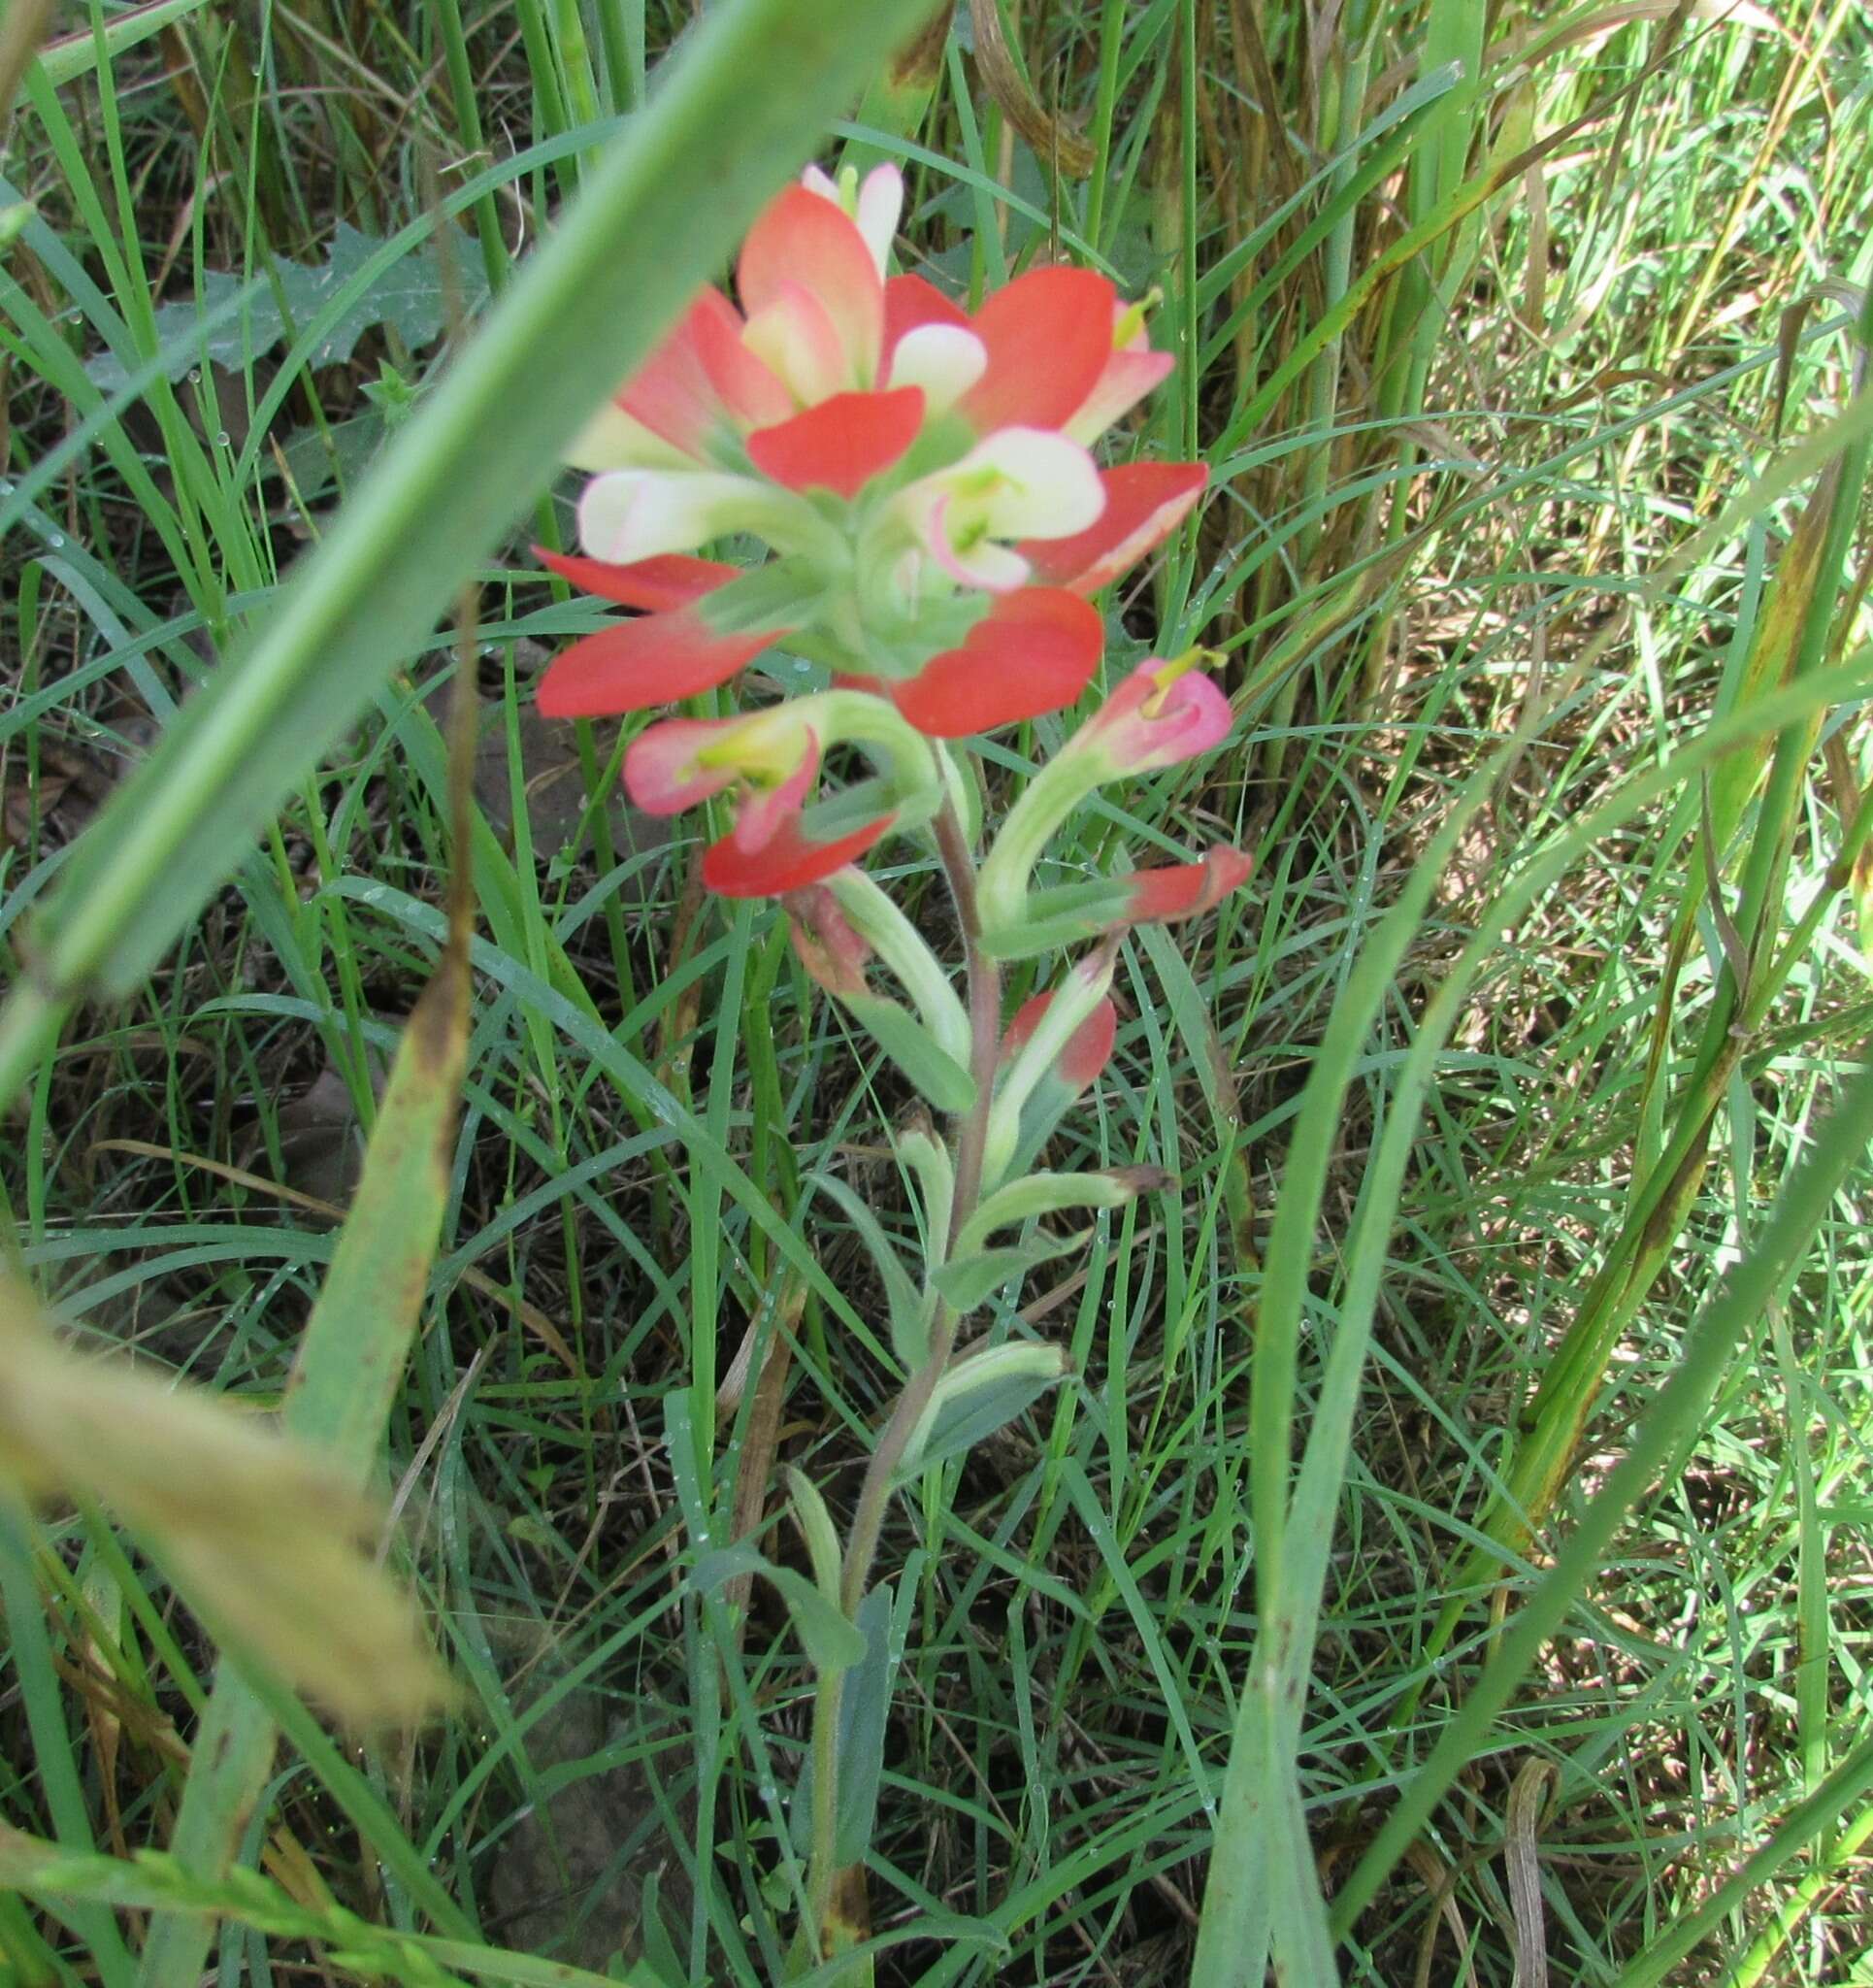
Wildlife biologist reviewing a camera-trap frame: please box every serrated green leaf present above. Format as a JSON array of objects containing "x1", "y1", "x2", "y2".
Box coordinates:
[
  {"x1": 276, "y1": 411, "x2": 386, "y2": 505},
  {"x1": 85, "y1": 225, "x2": 495, "y2": 391}
]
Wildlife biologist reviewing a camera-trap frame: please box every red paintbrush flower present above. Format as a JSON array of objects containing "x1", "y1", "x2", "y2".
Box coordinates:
[{"x1": 538, "y1": 163, "x2": 1207, "y2": 740}]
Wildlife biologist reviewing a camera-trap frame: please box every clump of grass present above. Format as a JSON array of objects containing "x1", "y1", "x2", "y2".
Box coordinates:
[{"x1": 3, "y1": 4, "x2": 1872, "y2": 1985}]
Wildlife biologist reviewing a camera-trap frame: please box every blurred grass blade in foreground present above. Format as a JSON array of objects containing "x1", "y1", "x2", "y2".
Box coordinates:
[
  {"x1": 0, "y1": 0, "x2": 945, "y2": 1109},
  {"x1": 136, "y1": 934, "x2": 472, "y2": 1985},
  {"x1": 0, "y1": 1283, "x2": 450, "y2": 1728}
]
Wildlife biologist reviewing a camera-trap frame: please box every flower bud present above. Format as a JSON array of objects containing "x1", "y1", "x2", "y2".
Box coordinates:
[{"x1": 1058, "y1": 649, "x2": 1232, "y2": 775}]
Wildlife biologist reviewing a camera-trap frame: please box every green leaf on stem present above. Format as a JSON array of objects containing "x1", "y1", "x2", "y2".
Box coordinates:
[
  {"x1": 892, "y1": 1117, "x2": 956, "y2": 1266},
  {"x1": 958, "y1": 1167, "x2": 1172, "y2": 1252},
  {"x1": 694, "y1": 1543, "x2": 867, "y2": 1676},
  {"x1": 844, "y1": 993, "x2": 978, "y2": 1114},
  {"x1": 790, "y1": 1577, "x2": 909, "y2": 1865},
  {"x1": 783, "y1": 1465, "x2": 845, "y2": 1605},
  {"x1": 806, "y1": 1174, "x2": 932, "y2": 1369},
  {"x1": 931, "y1": 1233, "x2": 1089, "y2": 1314},
  {"x1": 897, "y1": 1342, "x2": 1072, "y2": 1478},
  {"x1": 976, "y1": 885, "x2": 1134, "y2": 962}
]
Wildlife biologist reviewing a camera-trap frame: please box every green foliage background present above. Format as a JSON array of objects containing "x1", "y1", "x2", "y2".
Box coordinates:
[{"x1": 2, "y1": 2, "x2": 1871, "y2": 1983}]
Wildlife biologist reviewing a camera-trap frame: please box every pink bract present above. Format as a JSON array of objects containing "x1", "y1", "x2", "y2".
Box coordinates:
[{"x1": 1000, "y1": 989, "x2": 1118, "y2": 1093}]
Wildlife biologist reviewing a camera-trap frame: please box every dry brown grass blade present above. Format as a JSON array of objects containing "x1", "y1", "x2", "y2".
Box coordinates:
[
  {"x1": 0, "y1": 0, "x2": 55, "y2": 128},
  {"x1": 0, "y1": 1280, "x2": 454, "y2": 1727},
  {"x1": 888, "y1": 3, "x2": 950, "y2": 94},
  {"x1": 718, "y1": 1275, "x2": 805, "y2": 1651},
  {"x1": 968, "y1": 0, "x2": 1095, "y2": 178},
  {"x1": 1505, "y1": 1758, "x2": 1559, "y2": 1988},
  {"x1": 1402, "y1": 1840, "x2": 1480, "y2": 1988}
]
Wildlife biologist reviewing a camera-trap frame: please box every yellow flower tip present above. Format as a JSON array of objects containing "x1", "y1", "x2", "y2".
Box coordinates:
[
  {"x1": 696, "y1": 711, "x2": 803, "y2": 784},
  {"x1": 1141, "y1": 646, "x2": 1218, "y2": 716},
  {"x1": 837, "y1": 162, "x2": 861, "y2": 211},
  {"x1": 1112, "y1": 286, "x2": 1165, "y2": 349}
]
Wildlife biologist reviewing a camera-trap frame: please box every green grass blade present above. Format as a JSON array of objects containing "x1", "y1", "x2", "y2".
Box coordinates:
[
  {"x1": 138, "y1": 945, "x2": 472, "y2": 1988},
  {"x1": 1335, "y1": 1044, "x2": 1873, "y2": 1935},
  {"x1": 1194, "y1": 641, "x2": 1873, "y2": 1976},
  {"x1": 28, "y1": 1, "x2": 214, "y2": 95}
]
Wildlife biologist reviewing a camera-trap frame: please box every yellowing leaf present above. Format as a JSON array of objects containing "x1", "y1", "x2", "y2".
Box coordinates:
[{"x1": 0, "y1": 1285, "x2": 452, "y2": 1728}]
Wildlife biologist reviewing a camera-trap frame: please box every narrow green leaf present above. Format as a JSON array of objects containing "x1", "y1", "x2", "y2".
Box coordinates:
[
  {"x1": 784, "y1": 1465, "x2": 845, "y2": 1605},
  {"x1": 844, "y1": 993, "x2": 977, "y2": 1114},
  {"x1": 31, "y1": 0, "x2": 214, "y2": 90},
  {"x1": 892, "y1": 1120, "x2": 956, "y2": 1264},
  {"x1": 140, "y1": 948, "x2": 470, "y2": 1988},
  {"x1": 807, "y1": 1173, "x2": 931, "y2": 1370},
  {"x1": 931, "y1": 1233, "x2": 1087, "y2": 1314},
  {"x1": 695, "y1": 1545, "x2": 867, "y2": 1676},
  {"x1": 0, "y1": 1832, "x2": 669, "y2": 1988},
  {"x1": 789, "y1": 1578, "x2": 908, "y2": 1866},
  {"x1": 1337, "y1": 1047, "x2": 1873, "y2": 1933},
  {"x1": 898, "y1": 1342, "x2": 1070, "y2": 1478},
  {"x1": 958, "y1": 1168, "x2": 1170, "y2": 1253}
]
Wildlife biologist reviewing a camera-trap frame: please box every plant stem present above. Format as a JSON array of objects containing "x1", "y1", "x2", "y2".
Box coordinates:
[
  {"x1": 805, "y1": 1669, "x2": 842, "y2": 1928},
  {"x1": 806, "y1": 794, "x2": 1001, "y2": 1944},
  {"x1": 836, "y1": 799, "x2": 1000, "y2": 1622},
  {"x1": 933, "y1": 797, "x2": 1003, "y2": 1253}
]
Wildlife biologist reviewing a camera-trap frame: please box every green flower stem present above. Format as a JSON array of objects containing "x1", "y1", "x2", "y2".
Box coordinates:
[
  {"x1": 811, "y1": 690, "x2": 946, "y2": 800},
  {"x1": 806, "y1": 793, "x2": 999, "y2": 1947},
  {"x1": 806, "y1": 1668, "x2": 843, "y2": 1931},
  {"x1": 933, "y1": 798, "x2": 1005, "y2": 1260}
]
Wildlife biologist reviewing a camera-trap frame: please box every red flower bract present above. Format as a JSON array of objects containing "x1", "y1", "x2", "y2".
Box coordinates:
[
  {"x1": 958, "y1": 267, "x2": 1117, "y2": 432},
  {"x1": 1001, "y1": 988, "x2": 1118, "y2": 1094},
  {"x1": 745, "y1": 387, "x2": 926, "y2": 498},
  {"x1": 1124, "y1": 846, "x2": 1254, "y2": 924},
  {"x1": 887, "y1": 590, "x2": 1103, "y2": 738},
  {"x1": 1020, "y1": 462, "x2": 1209, "y2": 596},
  {"x1": 702, "y1": 812, "x2": 894, "y2": 898},
  {"x1": 539, "y1": 161, "x2": 1209, "y2": 746}
]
